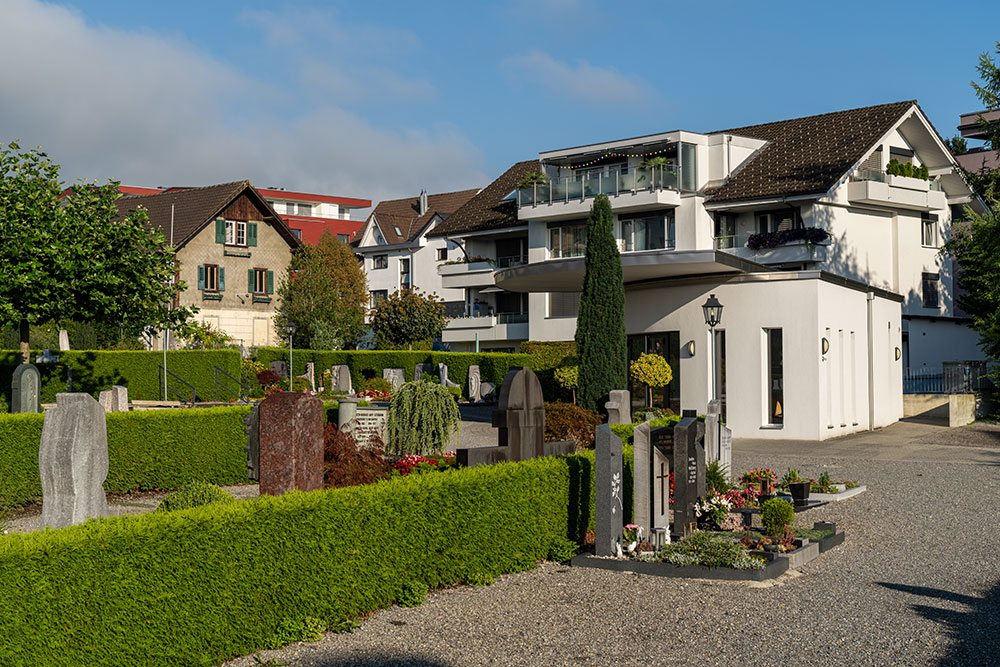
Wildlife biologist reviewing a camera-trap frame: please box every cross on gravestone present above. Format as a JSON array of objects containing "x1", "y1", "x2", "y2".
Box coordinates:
[
  {"x1": 35, "y1": 349, "x2": 60, "y2": 364},
  {"x1": 604, "y1": 389, "x2": 631, "y2": 425},
  {"x1": 468, "y1": 365, "x2": 482, "y2": 402},
  {"x1": 330, "y1": 365, "x2": 352, "y2": 393},
  {"x1": 382, "y1": 368, "x2": 404, "y2": 390},
  {"x1": 438, "y1": 363, "x2": 460, "y2": 389},
  {"x1": 12, "y1": 363, "x2": 42, "y2": 414},
  {"x1": 39, "y1": 393, "x2": 110, "y2": 528},
  {"x1": 594, "y1": 424, "x2": 624, "y2": 557},
  {"x1": 414, "y1": 362, "x2": 434, "y2": 383}
]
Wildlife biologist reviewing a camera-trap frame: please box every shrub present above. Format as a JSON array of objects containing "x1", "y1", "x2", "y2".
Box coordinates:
[
  {"x1": 746, "y1": 227, "x2": 830, "y2": 252},
  {"x1": 547, "y1": 536, "x2": 579, "y2": 562},
  {"x1": 158, "y1": 481, "x2": 236, "y2": 512},
  {"x1": 705, "y1": 460, "x2": 731, "y2": 493},
  {"x1": 520, "y1": 340, "x2": 577, "y2": 400},
  {"x1": 658, "y1": 532, "x2": 764, "y2": 570},
  {"x1": 553, "y1": 365, "x2": 578, "y2": 403},
  {"x1": 629, "y1": 353, "x2": 672, "y2": 406},
  {"x1": 544, "y1": 402, "x2": 603, "y2": 450},
  {"x1": 323, "y1": 423, "x2": 390, "y2": 489},
  {"x1": 360, "y1": 377, "x2": 394, "y2": 395},
  {"x1": 257, "y1": 369, "x2": 283, "y2": 386},
  {"x1": 760, "y1": 498, "x2": 796, "y2": 538},
  {"x1": 385, "y1": 381, "x2": 460, "y2": 456},
  {"x1": 610, "y1": 415, "x2": 684, "y2": 446}
]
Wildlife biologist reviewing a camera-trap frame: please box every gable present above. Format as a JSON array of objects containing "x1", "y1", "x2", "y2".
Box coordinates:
[{"x1": 220, "y1": 192, "x2": 273, "y2": 222}]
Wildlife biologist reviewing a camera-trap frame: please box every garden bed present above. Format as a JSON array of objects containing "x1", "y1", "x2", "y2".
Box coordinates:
[{"x1": 570, "y1": 551, "x2": 789, "y2": 582}]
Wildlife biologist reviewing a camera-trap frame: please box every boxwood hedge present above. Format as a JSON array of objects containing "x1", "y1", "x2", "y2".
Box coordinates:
[{"x1": 0, "y1": 451, "x2": 628, "y2": 667}]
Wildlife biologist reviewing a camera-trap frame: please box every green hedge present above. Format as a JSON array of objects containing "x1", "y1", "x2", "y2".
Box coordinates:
[
  {"x1": 0, "y1": 453, "x2": 612, "y2": 666},
  {"x1": 0, "y1": 350, "x2": 241, "y2": 406},
  {"x1": 0, "y1": 406, "x2": 252, "y2": 510},
  {"x1": 520, "y1": 340, "x2": 578, "y2": 400},
  {"x1": 256, "y1": 349, "x2": 531, "y2": 397}
]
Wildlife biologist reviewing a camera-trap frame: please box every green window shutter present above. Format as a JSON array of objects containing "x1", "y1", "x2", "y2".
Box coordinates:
[
  {"x1": 248, "y1": 222, "x2": 258, "y2": 247},
  {"x1": 215, "y1": 219, "x2": 226, "y2": 244},
  {"x1": 218, "y1": 267, "x2": 225, "y2": 292},
  {"x1": 248, "y1": 269, "x2": 255, "y2": 293},
  {"x1": 266, "y1": 270, "x2": 274, "y2": 294},
  {"x1": 197, "y1": 265, "x2": 205, "y2": 290}
]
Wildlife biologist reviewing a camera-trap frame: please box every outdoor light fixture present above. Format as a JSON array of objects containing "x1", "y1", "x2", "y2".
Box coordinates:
[
  {"x1": 685, "y1": 340, "x2": 696, "y2": 356},
  {"x1": 895, "y1": 347, "x2": 901, "y2": 361},
  {"x1": 702, "y1": 294, "x2": 724, "y2": 403},
  {"x1": 286, "y1": 321, "x2": 297, "y2": 390},
  {"x1": 821, "y1": 337, "x2": 830, "y2": 355}
]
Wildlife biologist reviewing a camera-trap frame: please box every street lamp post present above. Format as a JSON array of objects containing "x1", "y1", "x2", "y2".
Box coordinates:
[
  {"x1": 701, "y1": 294, "x2": 724, "y2": 403},
  {"x1": 286, "y1": 322, "x2": 297, "y2": 391}
]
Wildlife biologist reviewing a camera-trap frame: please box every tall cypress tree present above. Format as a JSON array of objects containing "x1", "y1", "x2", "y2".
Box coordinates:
[{"x1": 575, "y1": 194, "x2": 626, "y2": 409}]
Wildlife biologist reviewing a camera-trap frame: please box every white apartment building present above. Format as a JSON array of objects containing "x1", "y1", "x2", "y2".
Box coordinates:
[
  {"x1": 439, "y1": 101, "x2": 983, "y2": 439},
  {"x1": 256, "y1": 187, "x2": 370, "y2": 245}
]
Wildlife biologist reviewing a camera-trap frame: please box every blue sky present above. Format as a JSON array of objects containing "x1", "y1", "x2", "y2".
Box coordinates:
[{"x1": 2, "y1": 0, "x2": 998, "y2": 205}]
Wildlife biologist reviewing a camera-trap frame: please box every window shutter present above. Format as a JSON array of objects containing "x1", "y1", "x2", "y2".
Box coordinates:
[
  {"x1": 248, "y1": 222, "x2": 258, "y2": 247},
  {"x1": 248, "y1": 269, "x2": 255, "y2": 293},
  {"x1": 267, "y1": 270, "x2": 274, "y2": 294},
  {"x1": 197, "y1": 265, "x2": 205, "y2": 290},
  {"x1": 215, "y1": 219, "x2": 226, "y2": 244},
  {"x1": 218, "y1": 267, "x2": 225, "y2": 292}
]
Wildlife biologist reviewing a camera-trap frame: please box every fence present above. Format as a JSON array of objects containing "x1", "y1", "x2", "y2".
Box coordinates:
[{"x1": 903, "y1": 362, "x2": 993, "y2": 394}]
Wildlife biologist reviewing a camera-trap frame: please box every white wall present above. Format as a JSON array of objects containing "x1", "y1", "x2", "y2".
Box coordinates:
[{"x1": 907, "y1": 318, "x2": 983, "y2": 368}]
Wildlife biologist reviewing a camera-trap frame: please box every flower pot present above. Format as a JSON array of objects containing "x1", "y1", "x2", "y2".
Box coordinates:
[{"x1": 789, "y1": 482, "x2": 811, "y2": 507}]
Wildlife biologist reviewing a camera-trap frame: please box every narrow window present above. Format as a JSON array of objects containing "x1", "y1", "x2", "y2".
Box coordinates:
[
  {"x1": 400, "y1": 258, "x2": 411, "y2": 287},
  {"x1": 204, "y1": 264, "x2": 219, "y2": 291},
  {"x1": 766, "y1": 328, "x2": 783, "y2": 425},
  {"x1": 373, "y1": 254, "x2": 388, "y2": 270},
  {"x1": 921, "y1": 213, "x2": 938, "y2": 247},
  {"x1": 370, "y1": 290, "x2": 388, "y2": 308},
  {"x1": 921, "y1": 272, "x2": 939, "y2": 308},
  {"x1": 437, "y1": 247, "x2": 448, "y2": 261},
  {"x1": 253, "y1": 268, "x2": 267, "y2": 294}
]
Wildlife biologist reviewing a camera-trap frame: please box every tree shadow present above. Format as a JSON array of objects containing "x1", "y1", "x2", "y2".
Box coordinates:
[{"x1": 875, "y1": 581, "x2": 1000, "y2": 665}]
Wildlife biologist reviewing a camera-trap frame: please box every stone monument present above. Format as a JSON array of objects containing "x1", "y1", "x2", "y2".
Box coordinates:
[
  {"x1": 383, "y1": 368, "x2": 405, "y2": 390},
  {"x1": 438, "y1": 363, "x2": 460, "y2": 388},
  {"x1": 468, "y1": 365, "x2": 482, "y2": 402},
  {"x1": 58, "y1": 329, "x2": 71, "y2": 351},
  {"x1": 672, "y1": 411, "x2": 706, "y2": 534},
  {"x1": 414, "y1": 362, "x2": 434, "y2": 383},
  {"x1": 39, "y1": 393, "x2": 109, "y2": 528},
  {"x1": 304, "y1": 362, "x2": 316, "y2": 392},
  {"x1": 270, "y1": 360, "x2": 287, "y2": 379},
  {"x1": 98, "y1": 385, "x2": 129, "y2": 413},
  {"x1": 703, "y1": 400, "x2": 732, "y2": 477},
  {"x1": 330, "y1": 365, "x2": 353, "y2": 393},
  {"x1": 246, "y1": 392, "x2": 324, "y2": 495},
  {"x1": 633, "y1": 421, "x2": 672, "y2": 542},
  {"x1": 594, "y1": 424, "x2": 624, "y2": 557},
  {"x1": 35, "y1": 349, "x2": 59, "y2": 364},
  {"x1": 604, "y1": 389, "x2": 631, "y2": 425},
  {"x1": 11, "y1": 363, "x2": 41, "y2": 414}
]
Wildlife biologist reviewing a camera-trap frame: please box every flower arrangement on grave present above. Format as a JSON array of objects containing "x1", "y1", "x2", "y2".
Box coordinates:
[
  {"x1": 779, "y1": 468, "x2": 813, "y2": 489},
  {"x1": 622, "y1": 524, "x2": 644, "y2": 554},
  {"x1": 723, "y1": 486, "x2": 760, "y2": 509},
  {"x1": 391, "y1": 453, "x2": 457, "y2": 476},
  {"x1": 694, "y1": 490, "x2": 733, "y2": 530},
  {"x1": 657, "y1": 532, "x2": 766, "y2": 570},
  {"x1": 357, "y1": 388, "x2": 393, "y2": 402},
  {"x1": 739, "y1": 467, "x2": 776, "y2": 486}
]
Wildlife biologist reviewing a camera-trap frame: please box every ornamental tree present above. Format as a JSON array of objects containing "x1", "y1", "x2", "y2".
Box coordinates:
[
  {"x1": 575, "y1": 194, "x2": 627, "y2": 409},
  {"x1": 553, "y1": 365, "x2": 579, "y2": 404},
  {"x1": 275, "y1": 232, "x2": 368, "y2": 349},
  {"x1": 370, "y1": 288, "x2": 448, "y2": 349},
  {"x1": 0, "y1": 142, "x2": 193, "y2": 362},
  {"x1": 629, "y1": 353, "x2": 673, "y2": 407}
]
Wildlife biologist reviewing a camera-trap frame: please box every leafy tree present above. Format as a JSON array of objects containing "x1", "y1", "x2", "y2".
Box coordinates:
[
  {"x1": 553, "y1": 365, "x2": 579, "y2": 404},
  {"x1": 575, "y1": 194, "x2": 626, "y2": 409},
  {"x1": 0, "y1": 142, "x2": 192, "y2": 362},
  {"x1": 629, "y1": 353, "x2": 673, "y2": 407},
  {"x1": 385, "y1": 381, "x2": 460, "y2": 455},
  {"x1": 945, "y1": 208, "x2": 1000, "y2": 359},
  {"x1": 275, "y1": 232, "x2": 368, "y2": 349},
  {"x1": 370, "y1": 288, "x2": 448, "y2": 350}
]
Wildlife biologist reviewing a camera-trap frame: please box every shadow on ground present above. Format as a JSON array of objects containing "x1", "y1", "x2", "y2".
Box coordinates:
[
  {"x1": 306, "y1": 654, "x2": 451, "y2": 666},
  {"x1": 876, "y1": 581, "x2": 1000, "y2": 665}
]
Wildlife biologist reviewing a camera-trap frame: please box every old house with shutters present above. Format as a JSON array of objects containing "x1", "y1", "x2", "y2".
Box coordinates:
[{"x1": 115, "y1": 180, "x2": 300, "y2": 348}]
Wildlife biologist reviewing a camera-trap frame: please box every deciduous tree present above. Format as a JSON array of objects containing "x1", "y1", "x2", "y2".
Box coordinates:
[{"x1": 370, "y1": 288, "x2": 448, "y2": 350}]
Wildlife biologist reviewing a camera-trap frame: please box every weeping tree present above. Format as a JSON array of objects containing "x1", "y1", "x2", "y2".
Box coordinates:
[
  {"x1": 575, "y1": 194, "x2": 626, "y2": 409},
  {"x1": 385, "y1": 381, "x2": 460, "y2": 455}
]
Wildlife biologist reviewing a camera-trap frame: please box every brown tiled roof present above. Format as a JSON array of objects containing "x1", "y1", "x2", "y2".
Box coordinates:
[
  {"x1": 428, "y1": 160, "x2": 540, "y2": 237},
  {"x1": 364, "y1": 188, "x2": 480, "y2": 244},
  {"x1": 114, "y1": 180, "x2": 298, "y2": 248},
  {"x1": 706, "y1": 101, "x2": 916, "y2": 203}
]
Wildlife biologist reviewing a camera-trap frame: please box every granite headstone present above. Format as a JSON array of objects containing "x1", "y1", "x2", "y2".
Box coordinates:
[
  {"x1": 98, "y1": 385, "x2": 129, "y2": 413},
  {"x1": 254, "y1": 392, "x2": 324, "y2": 495},
  {"x1": 330, "y1": 365, "x2": 353, "y2": 393},
  {"x1": 414, "y1": 362, "x2": 434, "y2": 383},
  {"x1": 438, "y1": 363, "x2": 460, "y2": 388},
  {"x1": 270, "y1": 360, "x2": 288, "y2": 379},
  {"x1": 595, "y1": 424, "x2": 624, "y2": 557},
  {"x1": 383, "y1": 368, "x2": 405, "y2": 390},
  {"x1": 672, "y1": 412, "x2": 706, "y2": 531},
  {"x1": 11, "y1": 363, "x2": 41, "y2": 414},
  {"x1": 605, "y1": 389, "x2": 631, "y2": 425}
]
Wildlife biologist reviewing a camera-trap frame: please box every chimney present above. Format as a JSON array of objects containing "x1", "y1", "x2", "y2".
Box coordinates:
[{"x1": 419, "y1": 189, "x2": 429, "y2": 216}]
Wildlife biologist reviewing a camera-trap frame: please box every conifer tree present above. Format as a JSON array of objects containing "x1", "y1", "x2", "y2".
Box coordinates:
[{"x1": 575, "y1": 194, "x2": 626, "y2": 409}]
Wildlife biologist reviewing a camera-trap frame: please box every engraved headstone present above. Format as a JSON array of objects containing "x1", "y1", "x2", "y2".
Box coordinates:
[
  {"x1": 98, "y1": 385, "x2": 129, "y2": 413},
  {"x1": 633, "y1": 421, "x2": 652, "y2": 537},
  {"x1": 254, "y1": 392, "x2": 324, "y2": 495},
  {"x1": 351, "y1": 406, "x2": 389, "y2": 449},
  {"x1": 330, "y1": 365, "x2": 353, "y2": 393},
  {"x1": 383, "y1": 368, "x2": 405, "y2": 390},
  {"x1": 305, "y1": 362, "x2": 316, "y2": 392},
  {"x1": 11, "y1": 363, "x2": 41, "y2": 414},
  {"x1": 468, "y1": 365, "x2": 482, "y2": 402},
  {"x1": 58, "y1": 329, "x2": 71, "y2": 352},
  {"x1": 704, "y1": 400, "x2": 721, "y2": 463},
  {"x1": 605, "y1": 389, "x2": 631, "y2": 425},
  {"x1": 719, "y1": 424, "x2": 733, "y2": 478},
  {"x1": 414, "y1": 362, "x2": 434, "y2": 383},
  {"x1": 270, "y1": 360, "x2": 287, "y2": 379},
  {"x1": 39, "y1": 393, "x2": 109, "y2": 528},
  {"x1": 438, "y1": 363, "x2": 460, "y2": 388},
  {"x1": 672, "y1": 413, "x2": 706, "y2": 531},
  {"x1": 641, "y1": 424, "x2": 673, "y2": 539},
  {"x1": 595, "y1": 424, "x2": 624, "y2": 557}
]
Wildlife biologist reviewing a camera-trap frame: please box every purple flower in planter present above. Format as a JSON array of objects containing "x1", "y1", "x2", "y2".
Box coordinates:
[{"x1": 746, "y1": 227, "x2": 830, "y2": 252}]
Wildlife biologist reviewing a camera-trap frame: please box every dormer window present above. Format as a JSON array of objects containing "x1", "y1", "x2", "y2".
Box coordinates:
[{"x1": 394, "y1": 226, "x2": 403, "y2": 236}]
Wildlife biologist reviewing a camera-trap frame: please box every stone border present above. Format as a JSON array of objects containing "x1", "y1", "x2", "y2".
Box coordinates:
[
  {"x1": 810, "y1": 485, "x2": 867, "y2": 502},
  {"x1": 814, "y1": 530, "x2": 846, "y2": 553},
  {"x1": 570, "y1": 552, "x2": 789, "y2": 582}
]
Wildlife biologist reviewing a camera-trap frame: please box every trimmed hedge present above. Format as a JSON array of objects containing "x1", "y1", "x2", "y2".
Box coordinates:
[
  {"x1": 256, "y1": 349, "x2": 531, "y2": 397},
  {"x1": 520, "y1": 340, "x2": 578, "y2": 400},
  {"x1": 0, "y1": 350, "x2": 241, "y2": 406},
  {"x1": 0, "y1": 406, "x2": 252, "y2": 510},
  {"x1": 0, "y1": 454, "x2": 613, "y2": 666}
]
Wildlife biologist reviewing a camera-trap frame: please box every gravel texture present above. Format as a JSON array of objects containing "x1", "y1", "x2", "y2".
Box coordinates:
[{"x1": 221, "y1": 440, "x2": 1000, "y2": 666}]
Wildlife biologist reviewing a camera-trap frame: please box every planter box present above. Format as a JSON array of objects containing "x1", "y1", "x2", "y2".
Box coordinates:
[
  {"x1": 811, "y1": 484, "x2": 866, "y2": 502},
  {"x1": 814, "y1": 530, "x2": 846, "y2": 553},
  {"x1": 570, "y1": 552, "x2": 788, "y2": 582},
  {"x1": 750, "y1": 539, "x2": 819, "y2": 569}
]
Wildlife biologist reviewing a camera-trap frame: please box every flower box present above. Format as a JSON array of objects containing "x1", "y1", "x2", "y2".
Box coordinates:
[{"x1": 570, "y1": 552, "x2": 789, "y2": 582}]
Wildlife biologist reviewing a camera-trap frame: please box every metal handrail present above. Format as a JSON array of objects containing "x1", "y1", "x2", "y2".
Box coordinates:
[
  {"x1": 214, "y1": 365, "x2": 252, "y2": 404},
  {"x1": 157, "y1": 366, "x2": 197, "y2": 405}
]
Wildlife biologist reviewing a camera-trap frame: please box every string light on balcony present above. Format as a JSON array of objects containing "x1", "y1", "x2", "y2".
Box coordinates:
[{"x1": 563, "y1": 146, "x2": 675, "y2": 170}]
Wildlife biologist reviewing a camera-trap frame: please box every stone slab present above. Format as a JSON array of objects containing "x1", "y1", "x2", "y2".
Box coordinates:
[
  {"x1": 11, "y1": 363, "x2": 42, "y2": 414},
  {"x1": 605, "y1": 390, "x2": 631, "y2": 426},
  {"x1": 594, "y1": 424, "x2": 624, "y2": 557},
  {"x1": 257, "y1": 392, "x2": 324, "y2": 495},
  {"x1": 750, "y1": 540, "x2": 819, "y2": 570},
  {"x1": 383, "y1": 368, "x2": 404, "y2": 390},
  {"x1": 810, "y1": 485, "x2": 867, "y2": 502},
  {"x1": 330, "y1": 365, "x2": 353, "y2": 393}
]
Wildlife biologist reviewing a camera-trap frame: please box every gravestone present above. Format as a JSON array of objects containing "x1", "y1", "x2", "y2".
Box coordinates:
[
  {"x1": 330, "y1": 365, "x2": 353, "y2": 393},
  {"x1": 633, "y1": 421, "x2": 672, "y2": 541},
  {"x1": 39, "y1": 393, "x2": 109, "y2": 528},
  {"x1": 438, "y1": 363, "x2": 460, "y2": 388},
  {"x1": 11, "y1": 363, "x2": 41, "y2": 414},
  {"x1": 704, "y1": 400, "x2": 721, "y2": 464},
  {"x1": 337, "y1": 396, "x2": 359, "y2": 430},
  {"x1": 414, "y1": 362, "x2": 434, "y2": 383},
  {"x1": 270, "y1": 360, "x2": 287, "y2": 379},
  {"x1": 719, "y1": 424, "x2": 733, "y2": 478},
  {"x1": 36, "y1": 349, "x2": 59, "y2": 364},
  {"x1": 480, "y1": 380, "x2": 496, "y2": 400},
  {"x1": 247, "y1": 392, "x2": 324, "y2": 495},
  {"x1": 672, "y1": 412, "x2": 706, "y2": 532},
  {"x1": 383, "y1": 368, "x2": 405, "y2": 390},
  {"x1": 305, "y1": 362, "x2": 316, "y2": 392},
  {"x1": 594, "y1": 424, "x2": 624, "y2": 557},
  {"x1": 58, "y1": 329, "x2": 71, "y2": 351},
  {"x1": 605, "y1": 389, "x2": 631, "y2": 425},
  {"x1": 98, "y1": 385, "x2": 129, "y2": 413},
  {"x1": 351, "y1": 406, "x2": 389, "y2": 448},
  {"x1": 468, "y1": 365, "x2": 482, "y2": 402},
  {"x1": 649, "y1": 425, "x2": 673, "y2": 538}
]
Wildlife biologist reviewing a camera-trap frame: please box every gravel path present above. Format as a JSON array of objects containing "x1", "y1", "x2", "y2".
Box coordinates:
[{"x1": 222, "y1": 447, "x2": 1000, "y2": 666}]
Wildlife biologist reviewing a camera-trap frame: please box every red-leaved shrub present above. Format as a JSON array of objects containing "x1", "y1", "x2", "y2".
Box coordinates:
[
  {"x1": 323, "y1": 423, "x2": 391, "y2": 489},
  {"x1": 544, "y1": 401, "x2": 604, "y2": 450}
]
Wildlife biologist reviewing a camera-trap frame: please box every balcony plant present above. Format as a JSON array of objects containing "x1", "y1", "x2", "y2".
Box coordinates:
[
  {"x1": 745, "y1": 226, "x2": 830, "y2": 252},
  {"x1": 886, "y1": 158, "x2": 930, "y2": 181},
  {"x1": 516, "y1": 171, "x2": 549, "y2": 189}
]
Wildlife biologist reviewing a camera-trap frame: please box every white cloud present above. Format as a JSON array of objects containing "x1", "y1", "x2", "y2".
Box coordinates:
[
  {"x1": 501, "y1": 50, "x2": 658, "y2": 106},
  {"x1": 0, "y1": 0, "x2": 485, "y2": 203}
]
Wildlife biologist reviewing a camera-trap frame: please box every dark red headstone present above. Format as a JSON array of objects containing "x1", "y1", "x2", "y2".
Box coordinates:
[{"x1": 257, "y1": 392, "x2": 324, "y2": 496}]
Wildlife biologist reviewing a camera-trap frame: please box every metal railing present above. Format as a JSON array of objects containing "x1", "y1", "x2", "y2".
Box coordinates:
[
  {"x1": 518, "y1": 163, "x2": 681, "y2": 207},
  {"x1": 903, "y1": 363, "x2": 993, "y2": 394},
  {"x1": 214, "y1": 365, "x2": 252, "y2": 403},
  {"x1": 497, "y1": 312, "x2": 529, "y2": 324},
  {"x1": 158, "y1": 366, "x2": 197, "y2": 405},
  {"x1": 713, "y1": 235, "x2": 749, "y2": 250}
]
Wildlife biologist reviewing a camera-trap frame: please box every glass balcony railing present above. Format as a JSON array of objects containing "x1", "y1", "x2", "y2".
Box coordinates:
[
  {"x1": 498, "y1": 313, "x2": 529, "y2": 324},
  {"x1": 853, "y1": 167, "x2": 943, "y2": 191},
  {"x1": 518, "y1": 164, "x2": 681, "y2": 207},
  {"x1": 495, "y1": 255, "x2": 527, "y2": 268},
  {"x1": 713, "y1": 235, "x2": 747, "y2": 250}
]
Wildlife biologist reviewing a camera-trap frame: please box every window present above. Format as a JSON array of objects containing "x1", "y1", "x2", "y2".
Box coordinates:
[
  {"x1": 338, "y1": 234, "x2": 350, "y2": 243},
  {"x1": 755, "y1": 211, "x2": 796, "y2": 234},
  {"x1": 715, "y1": 213, "x2": 737, "y2": 248},
  {"x1": 400, "y1": 258, "x2": 411, "y2": 287},
  {"x1": 370, "y1": 290, "x2": 388, "y2": 308},
  {"x1": 373, "y1": 254, "x2": 388, "y2": 270},
  {"x1": 921, "y1": 213, "x2": 938, "y2": 247},
  {"x1": 226, "y1": 220, "x2": 248, "y2": 246},
  {"x1": 297, "y1": 203, "x2": 312, "y2": 216},
  {"x1": 922, "y1": 272, "x2": 939, "y2": 308},
  {"x1": 437, "y1": 247, "x2": 448, "y2": 261},
  {"x1": 199, "y1": 264, "x2": 221, "y2": 291},
  {"x1": 621, "y1": 212, "x2": 670, "y2": 252},
  {"x1": 548, "y1": 291, "x2": 581, "y2": 318},
  {"x1": 765, "y1": 328, "x2": 783, "y2": 425},
  {"x1": 291, "y1": 228, "x2": 302, "y2": 240},
  {"x1": 548, "y1": 223, "x2": 587, "y2": 258},
  {"x1": 680, "y1": 142, "x2": 697, "y2": 191},
  {"x1": 252, "y1": 268, "x2": 268, "y2": 294}
]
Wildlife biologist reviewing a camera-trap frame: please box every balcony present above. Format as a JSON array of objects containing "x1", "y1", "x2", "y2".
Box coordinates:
[
  {"x1": 442, "y1": 313, "x2": 529, "y2": 344},
  {"x1": 438, "y1": 260, "x2": 497, "y2": 289},
  {"x1": 517, "y1": 164, "x2": 682, "y2": 221},
  {"x1": 848, "y1": 169, "x2": 947, "y2": 211},
  {"x1": 716, "y1": 237, "x2": 829, "y2": 266}
]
